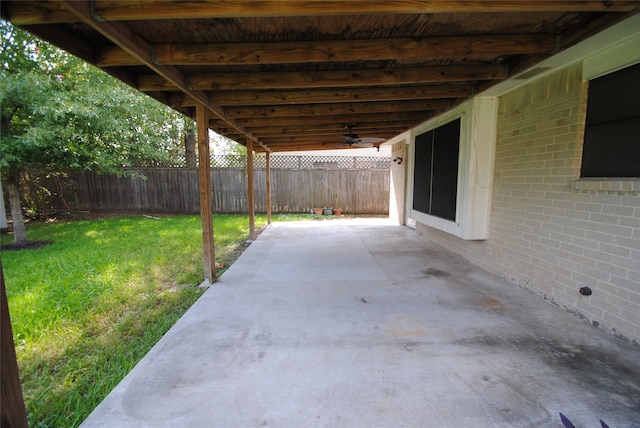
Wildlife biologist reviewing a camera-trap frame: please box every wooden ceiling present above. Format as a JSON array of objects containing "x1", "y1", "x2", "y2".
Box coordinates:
[{"x1": 3, "y1": 1, "x2": 638, "y2": 152}]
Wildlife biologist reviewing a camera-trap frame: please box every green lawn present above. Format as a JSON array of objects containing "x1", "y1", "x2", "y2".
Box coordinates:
[{"x1": 1, "y1": 214, "x2": 273, "y2": 427}]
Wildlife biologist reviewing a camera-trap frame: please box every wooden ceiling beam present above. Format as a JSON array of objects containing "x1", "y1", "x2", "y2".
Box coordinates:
[
  {"x1": 260, "y1": 137, "x2": 382, "y2": 144},
  {"x1": 258, "y1": 133, "x2": 398, "y2": 143},
  {"x1": 250, "y1": 119, "x2": 416, "y2": 130},
  {"x1": 261, "y1": 140, "x2": 386, "y2": 152},
  {"x1": 56, "y1": 1, "x2": 269, "y2": 152},
  {"x1": 92, "y1": 1, "x2": 640, "y2": 21},
  {"x1": 254, "y1": 130, "x2": 407, "y2": 140},
  {"x1": 226, "y1": 100, "x2": 448, "y2": 119},
  {"x1": 261, "y1": 143, "x2": 361, "y2": 153},
  {"x1": 248, "y1": 112, "x2": 422, "y2": 125},
  {"x1": 169, "y1": 85, "x2": 471, "y2": 107},
  {"x1": 256, "y1": 138, "x2": 371, "y2": 146},
  {"x1": 95, "y1": 34, "x2": 555, "y2": 67},
  {"x1": 257, "y1": 132, "x2": 398, "y2": 142},
  {"x1": 252, "y1": 131, "x2": 400, "y2": 140},
  {"x1": 2, "y1": 0, "x2": 638, "y2": 25},
  {"x1": 217, "y1": 126, "x2": 374, "y2": 135},
  {"x1": 7, "y1": 1, "x2": 637, "y2": 25},
  {"x1": 247, "y1": 121, "x2": 416, "y2": 134},
  {"x1": 235, "y1": 112, "x2": 426, "y2": 128},
  {"x1": 254, "y1": 134, "x2": 406, "y2": 145},
  {"x1": 257, "y1": 141, "x2": 392, "y2": 152},
  {"x1": 258, "y1": 136, "x2": 395, "y2": 144},
  {"x1": 139, "y1": 64, "x2": 506, "y2": 91},
  {"x1": 2, "y1": 2, "x2": 76, "y2": 24},
  {"x1": 214, "y1": 124, "x2": 408, "y2": 137}
]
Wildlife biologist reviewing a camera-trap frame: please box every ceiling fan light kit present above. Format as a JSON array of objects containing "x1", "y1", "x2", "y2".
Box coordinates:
[{"x1": 340, "y1": 123, "x2": 386, "y2": 148}]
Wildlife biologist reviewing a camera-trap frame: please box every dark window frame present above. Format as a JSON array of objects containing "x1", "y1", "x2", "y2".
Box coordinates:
[
  {"x1": 412, "y1": 118, "x2": 461, "y2": 222},
  {"x1": 581, "y1": 62, "x2": 640, "y2": 178}
]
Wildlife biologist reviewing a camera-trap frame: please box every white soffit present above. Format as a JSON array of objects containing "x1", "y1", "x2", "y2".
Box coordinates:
[{"x1": 482, "y1": 13, "x2": 640, "y2": 97}]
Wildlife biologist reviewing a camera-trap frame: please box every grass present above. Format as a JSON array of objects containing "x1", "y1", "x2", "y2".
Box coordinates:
[{"x1": 1, "y1": 213, "x2": 271, "y2": 427}]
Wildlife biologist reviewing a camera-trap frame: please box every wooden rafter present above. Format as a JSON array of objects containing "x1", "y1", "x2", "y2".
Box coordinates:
[
  {"x1": 4, "y1": 0, "x2": 637, "y2": 155},
  {"x1": 2, "y1": 1, "x2": 73, "y2": 24},
  {"x1": 246, "y1": 121, "x2": 416, "y2": 135},
  {"x1": 237, "y1": 120, "x2": 424, "y2": 134},
  {"x1": 7, "y1": 1, "x2": 637, "y2": 24},
  {"x1": 253, "y1": 142, "x2": 387, "y2": 152},
  {"x1": 57, "y1": 0, "x2": 269, "y2": 152},
  {"x1": 234, "y1": 112, "x2": 428, "y2": 128},
  {"x1": 253, "y1": 136, "x2": 410, "y2": 145},
  {"x1": 101, "y1": 0, "x2": 640, "y2": 19},
  {"x1": 257, "y1": 132, "x2": 400, "y2": 142},
  {"x1": 138, "y1": 65, "x2": 507, "y2": 91},
  {"x1": 225, "y1": 100, "x2": 449, "y2": 119},
  {"x1": 185, "y1": 85, "x2": 472, "y2": 107},
  {"x1": 95, "y1": 35, "x2": 555, "y2": 67},
  {"x1": 232, "y1": 111, "x2": 422, "y2": 129},
  {"x1": 214, "y1": 126, "x2": 404, "y2": 139},
  {"x1": 249, "y1": 130, "x2": 413, "y2": 140},
  {"x1": 256, "y1": 145, "x2": 337, "y2": 153},
  {"x1": 252, "y1": 132, "x2": 407, "y2": 142},
  {"x1": 257, "y1": 137, "x2": 399, "y2": 147}
]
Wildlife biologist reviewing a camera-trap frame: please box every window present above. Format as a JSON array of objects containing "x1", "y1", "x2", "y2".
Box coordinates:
[
  {"x1": 581, "y1": 62, "x2": 640, "y2": 178},
  {"x1": 413, "y1": 118, "x2": 460, "y2": 222},
  {"x1": 408, "y1": 97, "x2": 496, "y2": 240}
]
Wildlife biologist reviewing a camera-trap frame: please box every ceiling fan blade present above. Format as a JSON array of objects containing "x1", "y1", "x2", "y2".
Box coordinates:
[
  {"x1": 357, "y1": 137, "x2": 386, "y2": 144},
  {"x1": 351, "y1": 141, "x2": 375, "y2": 148},
  {"x1": 340, "y1": 124, "x2": 385, "y2": 147}
]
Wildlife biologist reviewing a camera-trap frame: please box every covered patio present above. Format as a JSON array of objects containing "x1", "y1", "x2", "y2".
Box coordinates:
[
  {"x1": 2, "y1": 3, "x2": 639, "y2": 426},
  {"x1": 81, "y1": 219, "x2": 640, "y2": 427}
]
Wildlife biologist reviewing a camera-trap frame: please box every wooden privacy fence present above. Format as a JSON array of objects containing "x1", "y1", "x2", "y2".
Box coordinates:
[{"x1": 40, "y1": 158, "x2": 390, "y2": 215}]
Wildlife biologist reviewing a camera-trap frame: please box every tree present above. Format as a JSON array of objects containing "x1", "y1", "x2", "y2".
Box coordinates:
[
  {"x1": 0, "y1": 21, "x2": 187, "y2": 244},
  {"x1": 184, "y1": 123, "x2": 197, "y2": 168},
  {"x1": 211, "y1": 132, "x2": 246, "y2": 156}
]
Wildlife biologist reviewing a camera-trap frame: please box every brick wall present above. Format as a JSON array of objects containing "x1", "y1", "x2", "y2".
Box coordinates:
[{"x1": 416, "y1": 62, "x2": 640, "y2": 345}]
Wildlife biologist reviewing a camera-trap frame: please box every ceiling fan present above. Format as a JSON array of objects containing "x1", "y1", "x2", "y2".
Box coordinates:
[{"x1": 340, "y1": 123, "x2": 386, "y2": 148}]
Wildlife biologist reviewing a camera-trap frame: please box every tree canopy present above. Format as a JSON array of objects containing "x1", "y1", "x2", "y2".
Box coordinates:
[
  {"x1": 0, "y1": 21, "x2": 191, "y2": 243},
  {"x1": 0, "y1": 21, "x2": 189, "y2": 178}
]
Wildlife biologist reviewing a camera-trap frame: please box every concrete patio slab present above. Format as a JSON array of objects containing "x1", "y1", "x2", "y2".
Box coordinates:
[{"x1": 81, "y1": 218, "x2": 640, "y2": 427}]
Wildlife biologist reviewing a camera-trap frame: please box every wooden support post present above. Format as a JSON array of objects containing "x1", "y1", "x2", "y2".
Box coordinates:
[
  {"x1": 1, "y1": 261, "x2": 29, "y2": 428},
  {"x1": 196, "y1": 103, "x2": 216, "y2": 285},
  {"x1": 266, "y1": 151, "x2": 272, "y2": 225},
  {"x1": 246, "y1": 139, "x2": 256, "y2": 241}
]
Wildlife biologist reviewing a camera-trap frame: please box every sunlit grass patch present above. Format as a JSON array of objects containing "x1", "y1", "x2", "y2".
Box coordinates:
[{"x1": 1, "y1": 213, "x2": 267, "y2": 427}]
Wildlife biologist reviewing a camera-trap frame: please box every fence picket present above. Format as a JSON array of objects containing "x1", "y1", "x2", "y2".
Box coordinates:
[{"x1": 25, "y1": 156, "x2": 390, "y2": 215}]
